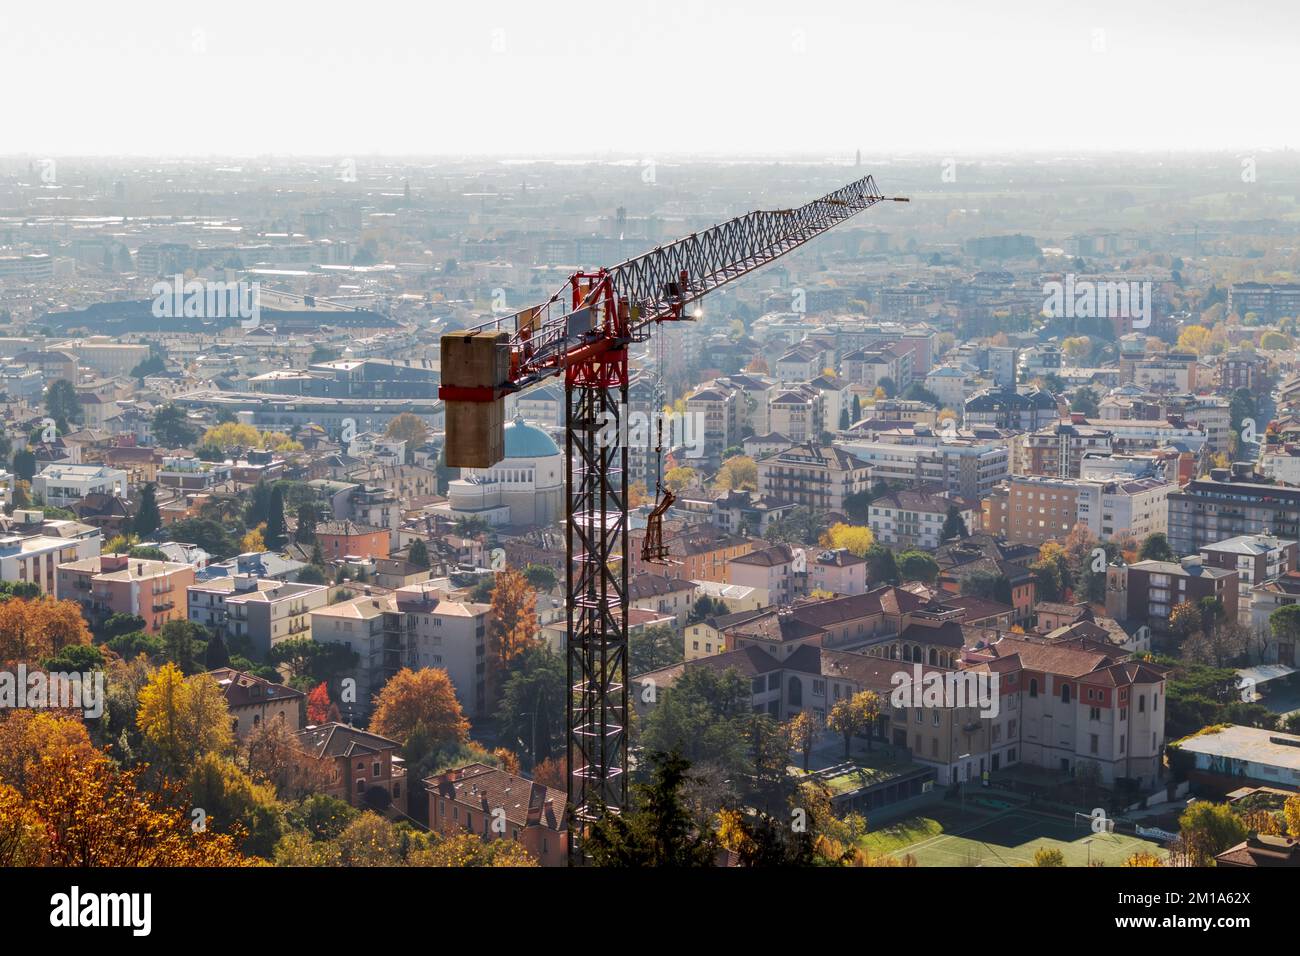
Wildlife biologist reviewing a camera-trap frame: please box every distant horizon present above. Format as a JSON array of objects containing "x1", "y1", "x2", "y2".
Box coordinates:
[{"x1": 4, "y1": 0, "x2": 1296, "y2": 156}]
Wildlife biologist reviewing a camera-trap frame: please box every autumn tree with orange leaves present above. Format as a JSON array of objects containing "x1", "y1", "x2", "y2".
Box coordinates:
[
  {"x1": 0, "y1": 747, "x2": 252, "y2": 867},
  {"x1": 369, "y1": 667, "x2": 470, "y2": 751},
  {"x1": 486, "y1": 568, "x2": 539, "y2": 700},
  {"x1": 0, "y1": 596, "x2": 93, "y2": 662},
  {"x1": 306, "y1": 681, "x2": 336, "y2": 724},
  {"x1": 0, "y1": 711, "x2": 97, "y2": 791}
]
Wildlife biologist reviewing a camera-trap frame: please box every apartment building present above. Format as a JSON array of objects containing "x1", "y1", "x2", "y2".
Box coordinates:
[
  {"x1": 58, "y1": 554, "x2": 196, "y2": 632},
  {"x1": 767, "y1": 385, "x2": 824, "y2": 444},
  {"x1": 868, "y1": 489, "x2": 978, "y2": 549},
  {"x1": 836, "y1": 436, "x2": 1009, "y2": 500},
  {"x1": 222, "y1": 577, "x2": 329, "y2": 658},
  {"x1": 1107, "y1": 557, "x2": 1238, "y2": 634},
  {"x1": 1023, "y1": 420, "x2": 1113, "y2": 478},
  {"x1": 627, "y1": 525, "x2": 754, "y2": 583},
  {"x1": 0, "y1": 509, "x2": 101, "y2": 596},
  {"x1": 685, "y1": 381, "x2": 741, "y2": 469},
  {"x1": 728, "y1": 544, "x2": 798, "y2": 606},
  {"x1": 963, "y1": 387, "x2": 1059, "y2": 431},
  {"x1": 392, "y1": 581, "x2": 491, "y2": 718},
  {"x1": 756, "y1": 443, "x2": 871, "y2": 513},
  {"x1": 1167, "y1": 470, "x2": 1300, "y2": 555},
  {"x1": 1199, "y1": 534, "x2": 1298, "y2": 627},
  {"x1": 988, "y1": 475, "x2": 1172, "y2": 546},
  {"x1": 310, "y1": 585, "x2": 491, "y2": 720}
]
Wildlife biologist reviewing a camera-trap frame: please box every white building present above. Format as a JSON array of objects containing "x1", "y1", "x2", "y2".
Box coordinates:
[
  {"x1": 32, "y1": 464, "x2": 128, "y2": 508},
  {"x1": 1074, "y1": 476, "x2": 1174, "y2": 543},
  {"x1": 445, "y1": 417, "x2": 563, "y2": 527},
  {"x1": 0, "y1": 532, "x2": 101, "y2": 596}
]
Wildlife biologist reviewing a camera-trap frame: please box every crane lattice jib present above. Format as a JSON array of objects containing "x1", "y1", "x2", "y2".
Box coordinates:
[{"x1": 460, "y1": 175, "x2": 903, "y2": 393}]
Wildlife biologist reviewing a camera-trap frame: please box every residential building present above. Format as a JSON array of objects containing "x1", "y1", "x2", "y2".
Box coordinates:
[
  {"x1": 57, "y1": 554, "x2": 196, "y2": 632},
  {"x1": 1168, "y1": 470, "x2": 1300, "y2": 555},
  {"x1": 31, "y1": 464, "x2": 128, "y2": 508},
  {"x1": 209, "y1": 667, "x2": 305, "y2": 738},
  {"x1": 316, "y1": 519, "x2": 391, "y2": 561},
  {"x1": 809, "y1": 548, "x2": 869, "y2": 596},
  {"x1": 836, "y1": 435, "x2": 1009, "y2": 499},
  {"x1": 425, "y1": 763, "x2": 567, "y2": 866},
  {"x1": 1200, "y1": 534, "x2": 1298, "y2": 627},
  {"x1": 0, "y1": 515, "x2": 101, "y2": 596},
  {"x1": 295, "y1": 722, "x2": 407, "y2": 811},
  {"x1": 1023, "y1": 419, "x2": 1113, "y2": 478},
  {"x1": 728, "y1": 544, "x2": 798, "y2": 605},
  {"x1": 756, "y1": 443, "x2": 871, "y2": 513},
  {"x1": 1107, "y1": 557, "x2": 1238, "y2": 634},
  {"x1": 868, "y1": 489, "x2": 977, "y2": 549}
]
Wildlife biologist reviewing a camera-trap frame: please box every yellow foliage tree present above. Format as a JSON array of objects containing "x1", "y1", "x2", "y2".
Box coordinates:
[
  {"x1": 713, "y1": 455, "x2": 757, "y2": 492},
  {"x1": 241, "y1": 526, "x2": 266, "y2": 553},
  {"x1": 822, "y1": 523, "x2": 875, "y2": 557},
  {"x1": 663, "y1": 466, "x2": 696, "y2": 492},
  {"x1": 1177, "y1": 325, "x2": 1212, "y2": 354},
  {"x1": 0, "y1": 747, "x2": 251, "y2": 866},
  {"x1": 0, "y1": 711, "x2": 96, "y2": 790},
  {"x1": 136, "y1": 664, "x2": 235, "y2": 774}
]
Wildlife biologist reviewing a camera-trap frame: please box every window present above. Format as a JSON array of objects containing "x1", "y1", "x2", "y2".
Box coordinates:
[
  {"x1": 373, "y1": 761, "x2": 381, "y2": 776},
  {"x1": 1138, "y1": 695, "x2": 1145, "y2": 713},
  {"x1": 1029, "y1": 679, "x2": 1038, "y2": 698},
  {"x1": 1120, "y1": 735, "x2": 1126, "y2": 754},
  {"x1": 1060, "y1": 684, "x2": 1071, "y2": 704},
  {"x1": 1089, "y1": 707, "x2": 1101, "y2": 721},
  {"x1": 812, "y1": 680, "x2": 826, "y2": 697},
  {"x1": 1090, "y1": 734, "x2": 1099, "y2": 754}
]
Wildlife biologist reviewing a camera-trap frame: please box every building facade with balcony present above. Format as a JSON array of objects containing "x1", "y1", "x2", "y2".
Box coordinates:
[{"x1": 57, "y1": 554, "x2": 195, "y2": 632}]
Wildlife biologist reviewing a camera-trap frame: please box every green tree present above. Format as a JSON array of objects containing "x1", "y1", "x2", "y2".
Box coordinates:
[
  {"x1": 494, "y1": 646, "x2": 565, "y2": 769},
  {"x1": 294, "y1": 502, "x2": 318, "y2": 544},
  {"x1": 585, "y1": 750, "x2": 718, "y2": 867},
  {"x1": 160, "y1": 620, "x2": 209, "y2": 675},
  {"x1": 940, "y1": 505, "x2": 968, "y2": 541},
  {"x1": 133, "y1": 483, "x2": 161, "y2": 537},
  {"x1": 523, "y1": 563, "x2": 556, "y2": 591},
  {"x1": 865, "y1": 544, "x2": 899, "y2": 585},
  {"x1": 897, "y1": 550, "x2": 940, "y2": 585},
  {"x1": 264, "y1": 485, "x2": 288, "y2": 550},
  {"x1": 12, "y1": 450, "x2": 35, "y2": 483},
  {"x1": 631, "y1": 623, "x2": 682, "y2": 675},
  {"x1": 44, "y1": 379, "x2": 82, "y2": 430},
  {"x1": 1139, "y1": 532, "x2": 1175, "y2": 562},
  {"x1": 152, "y1": 404, "x2": 198, "y2": 448},
  {"x1": 408, "y1": 538, "x2": 430, "y2": 569}
]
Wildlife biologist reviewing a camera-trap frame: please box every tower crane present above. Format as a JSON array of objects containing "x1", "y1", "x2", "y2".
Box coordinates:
[{"x1": 438, "y1": 175, "x2": 907, "y2": 861}]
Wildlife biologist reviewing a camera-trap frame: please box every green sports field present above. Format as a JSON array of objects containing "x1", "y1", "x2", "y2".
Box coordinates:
[{"x1": 859, "y1": 804, "x2": 1169, "y2": 867}]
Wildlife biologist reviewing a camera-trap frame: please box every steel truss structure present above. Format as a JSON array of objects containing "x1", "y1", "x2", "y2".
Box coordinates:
[{"x1": 442, "y1": 175, "x2": 904, "y2": 862}]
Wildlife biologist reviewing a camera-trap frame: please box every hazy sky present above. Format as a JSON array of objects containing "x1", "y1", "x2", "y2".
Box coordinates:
[{"x1": 3, "y1": 0, "x2": 1295, "y2": 156}]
